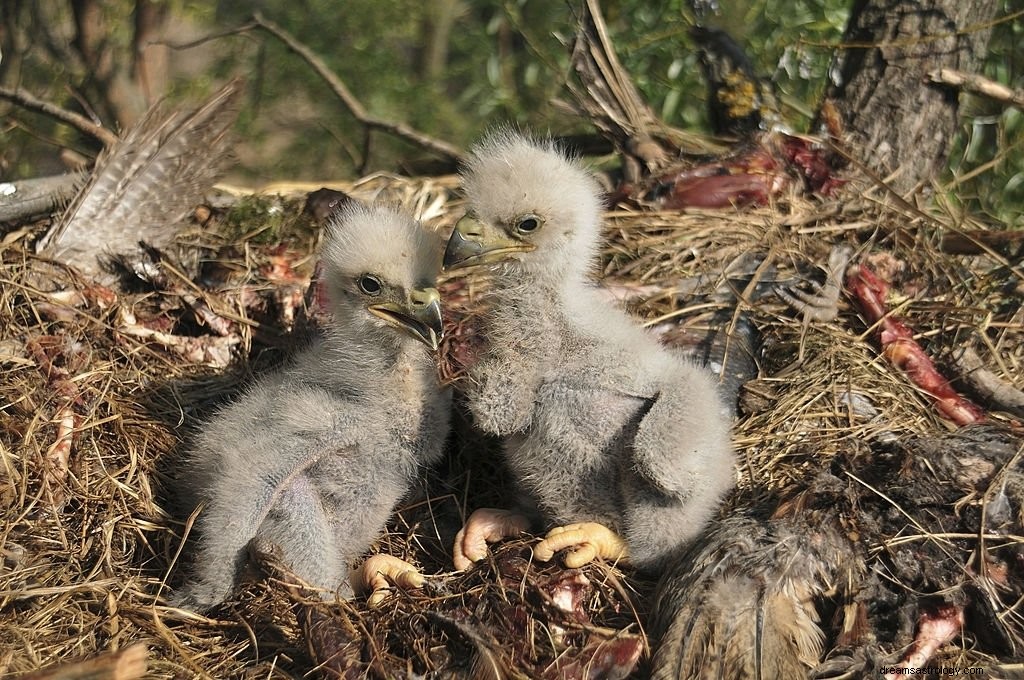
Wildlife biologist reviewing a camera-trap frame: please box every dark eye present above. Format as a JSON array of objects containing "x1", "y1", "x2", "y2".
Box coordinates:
[
  {"x1": 515, "y1": 215, "x2": 541, "y2": 233},
  {"x1": 358, "y1": 274, "x2": 382, "y2": 295}
]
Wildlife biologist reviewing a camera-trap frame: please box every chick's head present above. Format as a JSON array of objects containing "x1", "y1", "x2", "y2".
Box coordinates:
[
  {"x1": 321, "y1": 202, "x2": 444, "y2": 350},
  {"x1": 445, "y1": 131, "x2": 604, "y2": 283}
]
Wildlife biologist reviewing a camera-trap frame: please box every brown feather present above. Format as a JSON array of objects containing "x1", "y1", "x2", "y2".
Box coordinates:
[{"x1": 651, "y1": 513, "x2": 851, "y2": 680}]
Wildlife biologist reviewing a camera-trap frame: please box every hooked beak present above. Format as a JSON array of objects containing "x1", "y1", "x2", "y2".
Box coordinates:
[
  {"x1": 443, "y1": 215, "x2": 535, "y2": 270},
  {"x1": 368, "y1": 287, "x2": 444, "y2": 350}
]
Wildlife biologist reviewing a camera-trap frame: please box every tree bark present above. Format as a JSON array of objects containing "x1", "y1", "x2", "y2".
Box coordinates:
[
  {"x1": 133, "y1": 0, "x2": 169, "y2": 104},
  {"x1": 823, "y1": 0, "x2": 998, "y2": 193}
]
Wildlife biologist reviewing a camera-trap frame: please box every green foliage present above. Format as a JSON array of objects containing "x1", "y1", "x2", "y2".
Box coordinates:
[
  {"x1": 945, "y1": 4, "x2": 1024, "y2": 226},
  {"x1": 1, "y1": 0, "x2": 1021, "y2": 227},
  {"x1": 220, "y1": 195, "x2": 291, "y2": 244}
]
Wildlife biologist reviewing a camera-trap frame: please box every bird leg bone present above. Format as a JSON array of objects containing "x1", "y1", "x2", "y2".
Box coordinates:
[
  {"x1": 846, "y1": 263, "x2": 985, "y2": 426},
  {"x1": 452, "y1": 507, "x2": 532, "y2": 571},
  {"x1": 895, "y1": 603, "x2": 965, "y2": 669},
  {"x1": 533, "y1": 522, "x2": 630, "y2": 568},
  {"x1": 351, "y1": 554, "x2": 425, "y2": 608}
]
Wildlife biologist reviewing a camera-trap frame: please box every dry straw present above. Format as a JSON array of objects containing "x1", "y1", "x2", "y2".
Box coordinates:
[{"x1": 1, "y1": 163, "x2": 1021, "y2": 677}]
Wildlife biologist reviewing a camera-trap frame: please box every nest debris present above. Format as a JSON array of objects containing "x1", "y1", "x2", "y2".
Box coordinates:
[{"x1": 1, "y1": 163, "x2": 1022, "y2": 677}]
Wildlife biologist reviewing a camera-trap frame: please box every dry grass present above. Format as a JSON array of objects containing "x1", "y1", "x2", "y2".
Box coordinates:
[{"x1": 1, "y1": 164, "x2": 1022, "y2": 677}]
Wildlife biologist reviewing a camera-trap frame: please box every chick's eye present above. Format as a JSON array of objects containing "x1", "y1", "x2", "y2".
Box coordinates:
[
  {"x1": 358, "y1": 274, "x2": 382, "y2": 295},
  {"x1": 515, "y1": 215, "x2": 541, "y2": 233}
]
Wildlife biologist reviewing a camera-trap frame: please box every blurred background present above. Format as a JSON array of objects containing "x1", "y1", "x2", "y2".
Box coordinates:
[{"x1": 1, "y1": 0, "x2": 1021, "y2": 223}]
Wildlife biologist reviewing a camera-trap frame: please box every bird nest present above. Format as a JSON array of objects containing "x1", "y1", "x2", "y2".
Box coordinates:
[{"x1": 1, "y1": 166, "x2": 1022, "y2": 678}]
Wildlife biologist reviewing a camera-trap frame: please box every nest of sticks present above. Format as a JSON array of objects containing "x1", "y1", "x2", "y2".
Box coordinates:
[{"x1": 1, "y1": 161, "x2": 1022, "y2": 678}]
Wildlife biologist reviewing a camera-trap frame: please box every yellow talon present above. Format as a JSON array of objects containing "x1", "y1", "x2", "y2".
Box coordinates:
[
  {"x1": 354, "y1": 554, "x2": 424, "y2": 608},
  {"x1": 533, "y1": 522, "x2": 630, "y2": 567},
  {"x1": 452, "y1": 507, "x2": 532, "y2": 571}
]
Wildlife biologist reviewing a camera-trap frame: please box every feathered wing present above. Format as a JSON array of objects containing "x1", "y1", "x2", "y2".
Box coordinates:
[
  {"x1": 651, "y1": 514, "x2": 848, "y2": 680},
  {"x1": 38, "y1": 80, "x2": 241, "y2": 278},
  {"x1": 629, "y1": 361, "x2": 733, "y2": 499}
]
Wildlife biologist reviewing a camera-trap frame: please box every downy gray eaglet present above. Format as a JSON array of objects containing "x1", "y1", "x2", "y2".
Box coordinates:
[
  {"x1": 442, "y1": 131, "x2": 735, "y2": 578},
  {"x1": 176, "y1": 202, "x2": 451, "y2": 610}
]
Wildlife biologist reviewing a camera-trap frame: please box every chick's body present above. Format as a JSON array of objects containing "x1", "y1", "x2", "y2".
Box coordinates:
[
  {"x1": 178, "y1": 203, "x2": 450, "y2": 609},
  {"x1": 448, "y1": 133, "x2": 735, "y2": 569}
]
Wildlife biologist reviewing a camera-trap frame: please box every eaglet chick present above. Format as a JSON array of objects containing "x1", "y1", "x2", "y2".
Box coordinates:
[
  {"x1": 443, "y1": 131, "x2": 735, "y2": 573},
  {"x1": 176, "y1": 203, "x2": 451, "y2": 610}
]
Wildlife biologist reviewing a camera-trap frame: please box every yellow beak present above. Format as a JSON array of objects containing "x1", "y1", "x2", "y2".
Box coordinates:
[
  {"x1": 442, "y1": 215, "x2": 535, "y2": 270},
  {"x1": 368, "y1": 287, "x2": 444, "y2": 350}
]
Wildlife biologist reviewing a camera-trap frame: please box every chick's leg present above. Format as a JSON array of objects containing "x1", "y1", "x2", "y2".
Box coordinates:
[
  {"x1": 452, "y1": 507, "x2": 532, "y2": 571},
  {"x1": 534, "y1": 522, "x2": 630, "y2": 568},
  {"x1": 256, "y1": 477, "x2": 345, "y2": 597},
  {"x1": 352, "y1": 554, "x2": 425, "y2": 608}
]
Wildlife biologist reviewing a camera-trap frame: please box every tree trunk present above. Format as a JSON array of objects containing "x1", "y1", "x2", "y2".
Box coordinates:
[
  {"x1": 133, "y1": 0, "x2": 169, "y2": 105},
  {"x1": 823, "y1": 0, "x2": 998, "y2": 193}
]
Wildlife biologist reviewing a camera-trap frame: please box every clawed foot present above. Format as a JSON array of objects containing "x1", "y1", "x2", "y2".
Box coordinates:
[
  {"x1": 533, "y1": 522, "x2": 630, "y2": 568},
  {"x1": 352, "y1": 554, "x2": 425, "y2": 608},
  {"x1": 776, "y1": 244, "x2": 853, "y2": 323},
  {"x1": 452, "y1": 507, "x2": 532, "y2": 571}
]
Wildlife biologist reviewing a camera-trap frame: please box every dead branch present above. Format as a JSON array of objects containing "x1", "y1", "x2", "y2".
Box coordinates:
[
  {"x1": 19, "y1": 643, "x2": 147, "y2": 680},
  {"x1": 951, "y1": 346, "x2": 1024, "y2": 418},
  {"x1": 0, "y1": 174, "x2": 83, "y2": 224},
  {"x1": 0, "y1": 86, "x2": 118, "y2": 147},
  {"x1": 249, "y1": 12, "x2": 463, "y2": 165},
  {"x1": 939, "y1": 227, "x2": 1024, "y2": 255},
  {"x1": 929, "y1": 68, "x2": 1024, "y2": 109}
]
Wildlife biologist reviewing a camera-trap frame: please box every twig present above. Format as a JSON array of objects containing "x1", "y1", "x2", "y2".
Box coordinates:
[
  {"x1": 928, "y1": 68, "x2": 1024, "y2": 109},
  {"x1": 153, "y1": 19, "x2": 260, "y2": 51},
  {"x1": 249, "y1": 12, "x2": 462, "y2": 165},
  {"x1": 0, "y1": 86, "x2": 118, "y2": 146},
  {"x1": 19, "y1": 642, "x2": 147, "y2": 680},
  {"x1": 951, "y1": 346, "x2": 1024, "y2": 418}
]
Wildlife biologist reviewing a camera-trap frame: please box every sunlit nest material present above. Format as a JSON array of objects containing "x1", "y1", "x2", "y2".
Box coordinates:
[{"x1": 1, "y1": 163, "x2": 1022, "y2": 678}]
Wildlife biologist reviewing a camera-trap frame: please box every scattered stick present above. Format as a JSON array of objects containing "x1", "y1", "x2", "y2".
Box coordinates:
[
  {"x1": 0, "y1": 86, "x2": 119, "y2": 147},
  {"x1": 249, "y1": 13, "x2": 462, "y2": 166},
  {"x1": 928, "y1": 68, "x2": 1024, "y2": 109},
  {"x1": 18, "y1": 643, "x2": 147, "y2": 680},
  {"x1": 0, "y1": 174, "x2": 83, "y2": 224},
  {"x1": 951, "y1": 346, "x2": 1024, "y2": 418},
  {"x1": 846, "y1": 263, "x2": 986, "y2": 426}
]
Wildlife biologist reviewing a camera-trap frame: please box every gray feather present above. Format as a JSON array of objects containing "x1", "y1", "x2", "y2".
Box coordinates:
[{"x1": 38, "y1": 80, "x2": 241, "y2": 279}]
